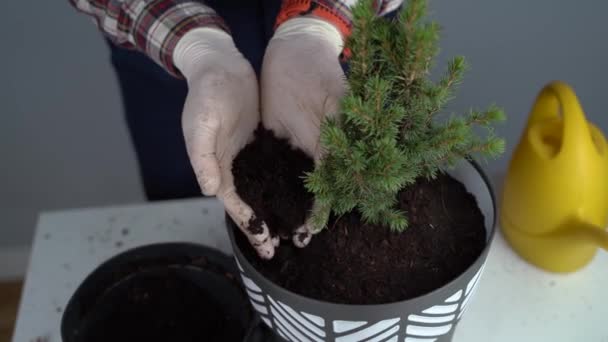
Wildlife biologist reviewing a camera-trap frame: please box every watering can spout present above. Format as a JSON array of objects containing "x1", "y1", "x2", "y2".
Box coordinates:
[
  {"x1": 501, "y1": 81, "x2": 608, "y2": 273},
  {"x1": 549, "y1": 219, "x2": 608, "y2": 251}
]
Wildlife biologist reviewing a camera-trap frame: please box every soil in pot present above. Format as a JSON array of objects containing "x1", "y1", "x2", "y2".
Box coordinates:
[
  {"x1": 233, "y1": 127, "x2": 487, "y2": 305},
  {"x1": 78, "y1": 255, "x2": 246, "y2": 342}
]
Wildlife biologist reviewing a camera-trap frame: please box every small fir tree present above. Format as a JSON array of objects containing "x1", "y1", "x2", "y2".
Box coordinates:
[{"x1": 305, "y1": 0, "x2": 505, "y2": 232}]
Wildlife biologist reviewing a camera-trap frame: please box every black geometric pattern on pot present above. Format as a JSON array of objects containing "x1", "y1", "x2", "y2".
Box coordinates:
[
  {"x1": 268, "y1": 295, "x2": 326, "y2": 342},
  {"x1": 235, "y1": 257, "x2": 486, "y2": 342},
  {"x1": 457, "y1": 263, "x2": 485, "y2": 320},
  {"x1": 404, "y1": 264, "x2": 486, "y2": 341},
  {"x1": 332, "y1": 318, "x2": 400, "y2": 341},
  {"x1": 236, "y1": 259, "x2": 273, "y2": 329}
]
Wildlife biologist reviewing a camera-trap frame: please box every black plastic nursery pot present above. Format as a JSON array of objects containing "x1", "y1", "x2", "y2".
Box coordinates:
[
  {"x1": 227, "y1": 160, "x2": 496, "y2": 342},
  {"x1": 61, "y1": 242, "x2": 272, "y2": 342}
]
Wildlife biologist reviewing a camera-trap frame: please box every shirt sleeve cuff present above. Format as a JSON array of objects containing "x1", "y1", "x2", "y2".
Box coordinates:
[
  {"x1": 275, "y1": 0, "x2": 354, "y2": 39},
  {"x1": 134, "y1": 2, "x2": 230, "y2": 78}
]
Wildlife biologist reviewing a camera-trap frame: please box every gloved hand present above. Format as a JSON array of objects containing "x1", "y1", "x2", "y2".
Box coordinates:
[
  {"x1": 261, "y1": 17, "x2": 347, "y2": 248},
  {"x1": 174, "y1": 28, "x2": 277, "y2": 259}
]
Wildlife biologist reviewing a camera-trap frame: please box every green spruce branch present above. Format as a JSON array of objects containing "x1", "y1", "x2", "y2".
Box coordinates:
[{"x1": 305, "y1": 0, "x2": 506, "y2": 232}]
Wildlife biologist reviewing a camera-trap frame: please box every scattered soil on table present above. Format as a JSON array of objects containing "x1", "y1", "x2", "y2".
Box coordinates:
[{"x1": 233, "y1": 128, "x2": 487, "y2": 304}]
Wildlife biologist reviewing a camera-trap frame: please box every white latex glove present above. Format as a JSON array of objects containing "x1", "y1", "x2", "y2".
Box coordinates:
[
  {"x1": 175, "y1": 28, "x2": 277, "y2": 259},
  {"x1": 261, "y1": 18, "x2": 346, "y2": 248}
]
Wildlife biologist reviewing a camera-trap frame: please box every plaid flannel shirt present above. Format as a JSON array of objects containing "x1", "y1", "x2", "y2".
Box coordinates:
[{"x1": 69, "y1": 0, "x2": 403, "y2": 77}]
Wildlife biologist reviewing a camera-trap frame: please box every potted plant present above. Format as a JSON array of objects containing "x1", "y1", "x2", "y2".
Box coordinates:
[{"x1": 228, "y1": 0, "x2": 505, "y2": 341}]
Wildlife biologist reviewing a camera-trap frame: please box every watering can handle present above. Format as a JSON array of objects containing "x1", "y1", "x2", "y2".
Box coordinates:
[{"x1": 527, "y1": 81, "x2": 593, "y2": 158}]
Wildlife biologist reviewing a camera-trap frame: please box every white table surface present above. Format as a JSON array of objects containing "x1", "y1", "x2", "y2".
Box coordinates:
[{"x1": 12, "y1": 198, "x2": 608, "y2": 342}]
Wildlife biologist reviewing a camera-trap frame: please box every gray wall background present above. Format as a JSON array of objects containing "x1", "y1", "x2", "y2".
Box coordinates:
[
  {"x1": 0, "y1": 1, "x2": 144, "y2": 248},
  {"x1": 1, "y1": 1, "x2": 607, "y2": 250}
]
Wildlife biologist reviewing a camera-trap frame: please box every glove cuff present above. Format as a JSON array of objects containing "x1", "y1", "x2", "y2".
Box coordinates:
[
  {"x1": 273, "y1": 17, "x2": 344, "y2": 59},
  {"x1": 173, "y1": 27, "x2": 240, "y2": 80},
  {"x1": 275, "y1": 0, "x2": 353, "y2": 39}
]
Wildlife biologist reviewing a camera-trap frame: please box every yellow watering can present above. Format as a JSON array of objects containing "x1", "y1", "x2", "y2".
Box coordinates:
[{"x1": 501, "y1": 81, "x2": 608, "y2": 273}]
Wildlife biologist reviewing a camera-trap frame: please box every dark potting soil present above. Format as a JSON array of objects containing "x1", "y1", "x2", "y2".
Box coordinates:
[
  {"x1": 233, "y1": 127, "x2": 315, "y2": 239},
  {"x1": 81, "y1": 256, "x2": 245, "y2": 342},
  {"x1": 233, "y1": 128, "x2": 487, "y2": 305}
]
